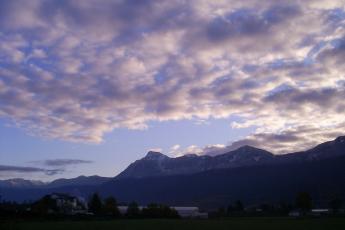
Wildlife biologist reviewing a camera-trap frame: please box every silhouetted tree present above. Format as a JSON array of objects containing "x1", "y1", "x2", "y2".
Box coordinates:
[
  {"x1": 167, "y1": 207, "x2": 179, "y2": 218},
  {"x1": 296, "y1": 192, "x2": 312, "y2": 214},
  {"x1": 103, "y1": 196, "x2": 120, "y2": 217},
  {"x1": 126, "y1": 201, "x2": 140, "y2": 218},
  {"x1": 89, "y1": 193, "x2": 103, "y2": 215},
  {"x1": 31, "y1": 195, "x2": 57, "y2": 215},
  {"x1": 225, "y1": 201, "x2": 244, "y2": 216},
  {"x1": 227, "y1": 204, "x2": 234, "y2": 215},
  {"x1": 141, "y1": 203, "x2": 179, "y2": 218},
  {"x1": 217, "y1": 206, "x2": 226, "y2": 217},
  {"x1": 278, "y1": 201, "x2": 292, "y2": 215},
  {"x1": 329, "y1": 197, "x2": 343, "y2": 213},
  {"x1": 259, "y1": 203, "x2": 273, "y2": 213},
  {"x1": 235, "y1": 200, "x2": 244, "y2": 212},
  {"x1": 0, "y1": 200, "x2": 30, "y2": 217}
]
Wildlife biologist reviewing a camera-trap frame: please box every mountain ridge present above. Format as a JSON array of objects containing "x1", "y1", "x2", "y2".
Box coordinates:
[
  {"x1": 116, "y1": 136, "x2": 345, "y2": 179},
  {"x1": 0, "y1": 175, "x2": 111, "y2": 189},
  {"x1": 1, "y1": 136, "x2": 344, "y2": 189},
  {"x1": 116, "y1": 145, "x2": 276, "y2": 179}
]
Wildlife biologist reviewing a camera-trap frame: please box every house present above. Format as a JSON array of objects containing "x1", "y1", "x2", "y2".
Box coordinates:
[
  {"x1": 288, "y1": 210, "x2": 301, "y2": 217},
  {"x1": 48, "y1": 193, "x2": 88, "y2": 215},
  {"x1": 171, "y1": 206, "x2": 208, "y2": 218},
  {"x1": 289, "y1": 209, "x2": 330, "y2": 217},
  {"x1": 310, "y1": 209, "x2": 329, "y2": 216}
]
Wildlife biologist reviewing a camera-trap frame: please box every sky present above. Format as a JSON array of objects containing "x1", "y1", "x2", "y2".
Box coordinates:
[{"x1": 0, "y1": 0, "x2": 345, "y2": 181}]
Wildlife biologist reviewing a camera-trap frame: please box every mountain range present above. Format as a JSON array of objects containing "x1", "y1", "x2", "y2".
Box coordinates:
[
  {"x1": 0, "y1": 176, "x2": 110, "y2": 189},
  {"x1": 1, "y1": 136, "x2": 345, "y2": 208},
  {"x1": 117, "y1": 136, "x2": 345, "y2": 178}
]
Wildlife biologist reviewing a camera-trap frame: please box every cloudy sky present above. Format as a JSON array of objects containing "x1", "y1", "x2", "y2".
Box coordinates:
[{"x1": 0, "y1": 0, "x2": 345, "y2": 181}]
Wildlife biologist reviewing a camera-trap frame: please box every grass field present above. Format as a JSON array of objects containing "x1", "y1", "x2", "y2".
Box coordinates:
[{"x1": 1, "y1": 217, "x2": 345, "y2": 230}]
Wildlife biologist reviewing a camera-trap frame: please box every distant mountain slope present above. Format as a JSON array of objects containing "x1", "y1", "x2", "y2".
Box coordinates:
[
  {"x1": 279, "y1": 136, "x2": 345, "y2": 162},
  {"x1": 2, "y1": 155, "x2": 345, "y2": 206},
  {"x1": 47, "y1": 175, "x2": 110, "y2": 188},
  {"x1": 101, "y1": 155, "x2": 345, "y2": 209},
  {"x1": 0, "y1": 178, "x2": 46, "y2": 188},
  {"x1": 0, "y1": 175, "x2": 111, "y2": 189},
  {"x1": 116, "y1": 146, "x2": 275, "y2": 179},
  {"x1": 116, "y1": 136, "x2": 345, "y2": 179}
]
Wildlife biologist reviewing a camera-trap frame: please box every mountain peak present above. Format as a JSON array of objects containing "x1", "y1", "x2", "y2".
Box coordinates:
[
  {"x1": 230, "y1": 145, "x2": 273, "y2": 156},
  {"x1": 236, "y1": 145, "x2": 258, "y2": 151},
  {"x1": 181, "y1": 153, "x2": 199, "y2": 158},
  {"x1": 145, "y1": 151, "x2": 167, "y2": 159},
  {"x1": 216, "y1": 145, "x2": 274, "y2": 164}
]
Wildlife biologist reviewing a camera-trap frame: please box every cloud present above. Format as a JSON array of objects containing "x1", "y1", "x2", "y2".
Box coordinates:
[
  {"x1": 167, "y1": 144, "x2": 181, "y2": 156},
  {"x1": 206, "y1": 4, "x2": 301, "y2": 43},
  {"x1": 40, "y1": 159, "x2": 93, "y2": 167},
  {"x1": 0, "y1": 0, "x2": 344, "y2": 153},
  {"x1": 0, "y1": 159, "x2": 92, "y2": 179},
  {"x1": 0, "y1": 165, "x2": 63, "y2": 176},
  {"x1": 169, "y1": 144, "x2": 227, "y2": 157},
  {"x1": 174, "y1": 125, "x2": 345, "y2": 156}
]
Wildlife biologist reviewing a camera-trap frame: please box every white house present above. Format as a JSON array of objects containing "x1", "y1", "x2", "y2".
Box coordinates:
[
  {"x1": 171, "y1": 206, "x2": 208, "y2": 218},
  {"x1": 288, "y1": 210, "x2": 301, "y2": 217},
  {"x1": 310, "y1": 209, "x2": 329, "y2": 216},
  {"x1": 48, "y1": 193, "x2": 88, "y2": 214},
  {"x1": 289, "y1": 209, "x2": 330, "y2": 217}
]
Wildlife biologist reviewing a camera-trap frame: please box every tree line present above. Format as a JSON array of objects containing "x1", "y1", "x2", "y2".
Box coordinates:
[
  {"x1": 0, "y1": 193, "x2": 179, "y2": 219},
  {"x1": 212, "y1": 192, "x2": 344, "y2": 217},
  {"x1": 1, "y1": 191, "x2": 344, "y2": 219},
  {"x1": 88, "y1": 193, "x2": 179, "y2": 218}
]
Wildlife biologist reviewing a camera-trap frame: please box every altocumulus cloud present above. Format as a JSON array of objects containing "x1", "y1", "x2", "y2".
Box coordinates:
[
  {"x1": 0, "y1": 165, "x2": 63, "y2": 176},
  {"x1": 41, "y1": 159, "x2": 93, "y2": 167},
  {"x1": 0, "y1": 0, "x2": 345, "y2": 153},
  {"x1": 0, "y1": 159, "x2": 93, "y2": 178}
]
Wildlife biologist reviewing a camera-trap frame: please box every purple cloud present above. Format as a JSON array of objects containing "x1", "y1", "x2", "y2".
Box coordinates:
[
  {"x1": 0, "y1": 0, "x2": 344, "y2": 153},
  {"x1": 41, "y1": 159, "x2": 93, "y2": 167},
  {"x1": 0, "y1": 165, "x2": 63, "y2": 176}
]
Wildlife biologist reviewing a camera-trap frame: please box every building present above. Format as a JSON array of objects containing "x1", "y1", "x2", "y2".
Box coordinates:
[
  {"x1": 289, "y1": 209, "x2": 330, "y2": 217},
  {"x1": 48, "y1": 193, "x2": 88, "y2": 215},
  {"x1": 171, "y1": 206, "x2": 208, "y2": 218},
  {"x1": 288, "y1": 210, "x2": 301, "y2": 217},
  {"x1": 310, "y1": 209, "x2": 329, "y2": 216}
]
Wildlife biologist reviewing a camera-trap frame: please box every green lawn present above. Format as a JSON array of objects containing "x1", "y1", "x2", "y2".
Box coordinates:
[{"x1": 1, "y1": 217, "x2": 345, "y2": 230}]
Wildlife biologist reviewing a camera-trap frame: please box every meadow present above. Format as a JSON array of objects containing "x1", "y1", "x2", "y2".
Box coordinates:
[{"x1": 2, "y1": 217, "x2": 345, "y2": 230}]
